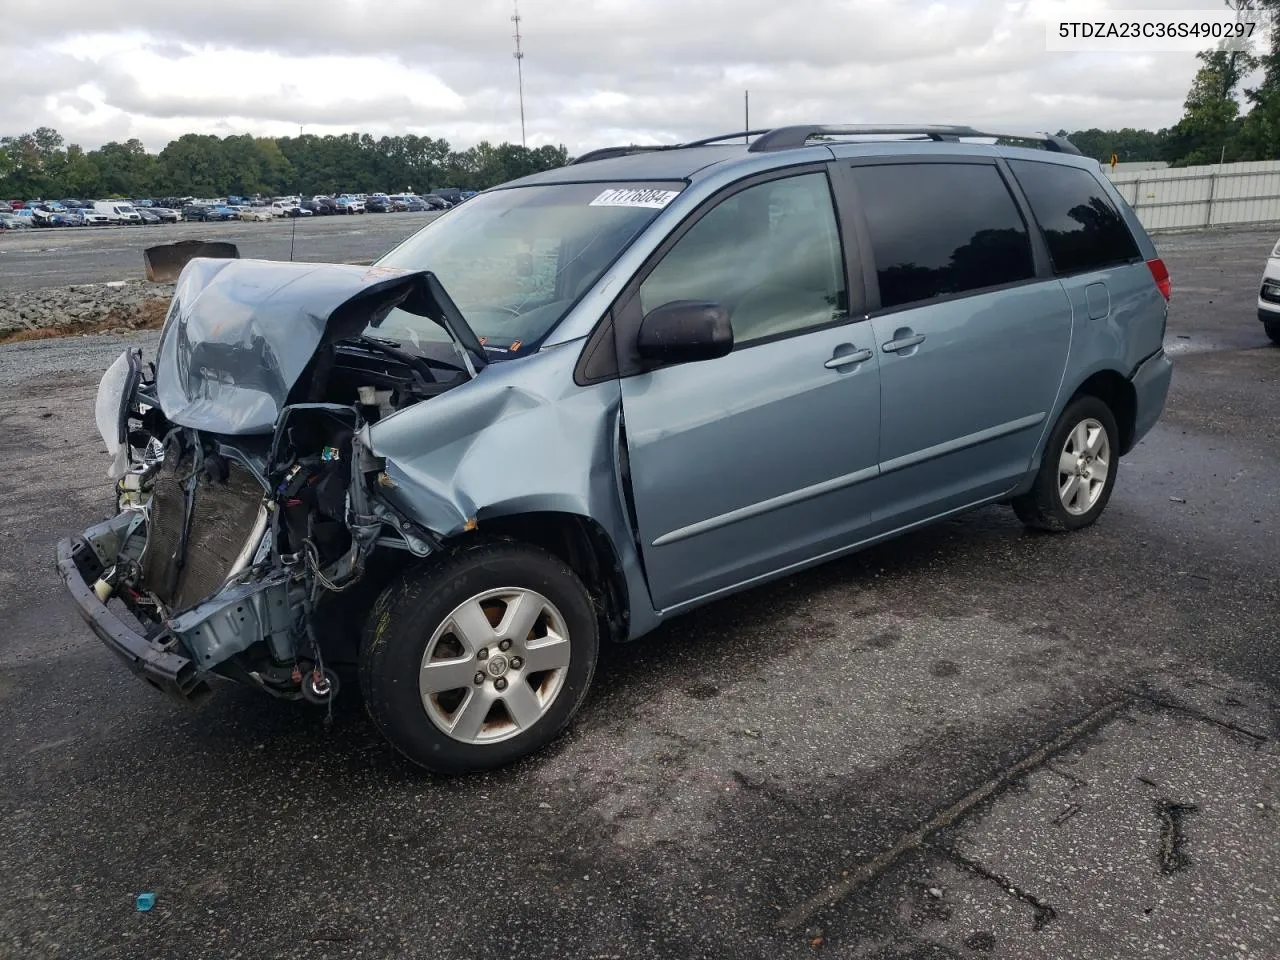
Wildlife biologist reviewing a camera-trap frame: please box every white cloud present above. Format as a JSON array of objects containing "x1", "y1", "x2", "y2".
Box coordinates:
[{"x1": 0, "y1": 0, "x2": 1250, "y2": 153}]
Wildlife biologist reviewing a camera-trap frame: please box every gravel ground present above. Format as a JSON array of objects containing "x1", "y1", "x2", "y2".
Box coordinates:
[{"x1": 1, "y1": 226, "x2": 1278, "y2": 960}]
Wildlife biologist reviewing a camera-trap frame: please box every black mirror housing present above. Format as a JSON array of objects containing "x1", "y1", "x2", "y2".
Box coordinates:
[{"x1": 636, "y1": 300, "x2": 733, "y2": 366}]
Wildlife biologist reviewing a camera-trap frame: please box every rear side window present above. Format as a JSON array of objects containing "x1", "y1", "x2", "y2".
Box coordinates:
[
  {"x1": 851, "y1": 163, "x2": 1035, "y2": 311},
  {"x1": 1007, "y1": 160, "x2": 1141, "y2": 275}
]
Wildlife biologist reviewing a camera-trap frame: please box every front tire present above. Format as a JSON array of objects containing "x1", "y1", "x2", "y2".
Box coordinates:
[
  {"x1": 1265, "y1": 319, "x2": 1280, "y2": 345},
  {"x1": 1012, "y1": 395, "x2": 1119, "y2": 532},
  {"x1": 359, "y1": 540, "x2": 599, "y2": 774}
]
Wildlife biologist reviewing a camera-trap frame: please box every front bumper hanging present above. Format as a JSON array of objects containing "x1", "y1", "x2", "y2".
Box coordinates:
[{"x1": 56, "y1": 536, "x2": 212, "y2": 704}]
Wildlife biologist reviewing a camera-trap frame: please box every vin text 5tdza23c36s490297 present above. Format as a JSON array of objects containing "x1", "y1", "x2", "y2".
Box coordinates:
[{"x1": 57, "y1": 124, "x2": 1173, "y2": 774}]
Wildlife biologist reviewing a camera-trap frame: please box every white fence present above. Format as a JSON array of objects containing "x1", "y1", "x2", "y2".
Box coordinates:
[{"x1": 1105, "y1": 159, "x2": 1280, "y2": 232}]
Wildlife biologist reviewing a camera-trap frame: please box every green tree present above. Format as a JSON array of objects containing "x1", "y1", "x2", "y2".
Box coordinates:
[
  {"x1": 89, "y1": 139, "x2": 158, "y2": 197},
  {"x1": 1163, "y1": 48, "x2": 1251, "y2": 164}
]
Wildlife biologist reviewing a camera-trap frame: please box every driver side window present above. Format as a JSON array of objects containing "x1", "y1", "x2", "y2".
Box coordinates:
[{"x1": 638, "y1": 172, "x2": 847, "y2": 346}]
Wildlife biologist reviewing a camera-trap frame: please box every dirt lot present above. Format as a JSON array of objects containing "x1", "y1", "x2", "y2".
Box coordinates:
[{"x1": 1, "y1": 227, "x2": 1278, "y2": 960}]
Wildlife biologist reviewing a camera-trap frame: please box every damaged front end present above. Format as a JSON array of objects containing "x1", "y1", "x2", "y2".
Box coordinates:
[{"x1": 56, "y1": 259, "x2": 480, "y2": 705}]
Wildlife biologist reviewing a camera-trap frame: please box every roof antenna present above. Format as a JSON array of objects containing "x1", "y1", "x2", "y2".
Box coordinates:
[
  {"x1": 512, "y1": 1, "x2": 527, "y2": 147},
  {"x1": 290, "y1": 122, "x2": 302, "y2": 262}
]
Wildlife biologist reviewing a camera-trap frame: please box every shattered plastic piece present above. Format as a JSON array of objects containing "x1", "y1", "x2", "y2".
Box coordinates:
[
  {"x1": 321, "y1": 446, "x2": 341, "y2": 462},
  {"x1": 135, "y1": 892, "x2": 156, "y2": 912},
  {"x1": 1169, "y1": 496, "x2": 1187, "y2": 503}
]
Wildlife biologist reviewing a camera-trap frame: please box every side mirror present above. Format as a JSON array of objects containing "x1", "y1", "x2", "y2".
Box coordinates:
[{"x1": 636, "y1": 300, "x2": 733, "y2": 366}]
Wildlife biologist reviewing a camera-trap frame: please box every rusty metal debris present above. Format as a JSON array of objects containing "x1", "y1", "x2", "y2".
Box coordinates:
[{"x1": 143, "y1": 240, "x2": 239, "y2": 282}]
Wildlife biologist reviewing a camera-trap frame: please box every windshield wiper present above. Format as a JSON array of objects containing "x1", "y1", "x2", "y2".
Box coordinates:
[
  {"x1": 343, "y1": 336, "x2": 465, "y2": 391},
  {"x1": 352, "y1": 335, "x2": 465, "y2": 374}
]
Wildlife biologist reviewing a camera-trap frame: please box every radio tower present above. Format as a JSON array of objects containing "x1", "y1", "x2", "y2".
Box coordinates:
[{"x1": 512, "y1": 1, "x2": 526, "y2": 147}]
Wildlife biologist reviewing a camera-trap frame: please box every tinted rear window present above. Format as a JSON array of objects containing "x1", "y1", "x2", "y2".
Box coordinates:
[
  {"x1": 851, "y1": 163, "x2": 1035, "y2": 311},
  {"x1": 1007, "y1": 160, "x2": 1141, "y2": 275}
]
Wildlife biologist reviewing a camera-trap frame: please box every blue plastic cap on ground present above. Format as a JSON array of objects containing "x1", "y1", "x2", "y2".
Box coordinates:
[{"x1": 135, "y1": 892, "x2": 156, "y2": 912}]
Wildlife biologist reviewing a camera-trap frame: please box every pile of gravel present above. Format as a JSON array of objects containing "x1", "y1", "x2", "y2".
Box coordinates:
[{"x1": 0, "y1": 280, "x2": 174, "y2": 335}]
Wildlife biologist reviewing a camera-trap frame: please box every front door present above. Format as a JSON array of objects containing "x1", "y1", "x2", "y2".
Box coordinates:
[{"x1": 618, "y1": 170, "x2": 882, "y2": 612}]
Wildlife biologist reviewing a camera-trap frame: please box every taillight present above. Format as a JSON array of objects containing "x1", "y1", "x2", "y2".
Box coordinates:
[{"x1": 1147, "y1": 257, "x2": 1171, "y2": 301}]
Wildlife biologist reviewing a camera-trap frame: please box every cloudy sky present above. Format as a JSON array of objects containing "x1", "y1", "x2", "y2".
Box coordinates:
[{"x1": 0, "y1": 0, "x2": 1261, "y2": 154}]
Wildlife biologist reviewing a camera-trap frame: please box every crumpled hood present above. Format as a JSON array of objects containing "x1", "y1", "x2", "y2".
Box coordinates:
[{"x1": 154, "y1": 257, "x2": 484, "y2": 435}]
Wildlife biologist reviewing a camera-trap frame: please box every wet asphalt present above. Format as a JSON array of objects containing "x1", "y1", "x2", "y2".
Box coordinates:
[{"x1": 1, "y1": 227, "x2": 1278, "y2": 959}]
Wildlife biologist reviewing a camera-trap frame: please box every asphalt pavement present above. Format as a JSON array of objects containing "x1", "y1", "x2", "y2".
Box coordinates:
[
  {"x1": 1, "y1": 226, "x2": 1278, "y2": 959},
  {"x1": 0, "y1": 212, "x2": 441, "y2": 291}
]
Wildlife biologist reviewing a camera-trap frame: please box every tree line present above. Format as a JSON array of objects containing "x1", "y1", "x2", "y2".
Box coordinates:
[{"x1": 0, "y1": 129, "x2": 570, "y2": 200}]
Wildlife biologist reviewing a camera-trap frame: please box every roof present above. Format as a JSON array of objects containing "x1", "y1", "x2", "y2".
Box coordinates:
[
  {"x1": 500, "y1": 144, "x2": 750, "y2": 188},
  {"x1": 499, "y1": 126, "x2": 1084, "y2": 190}
]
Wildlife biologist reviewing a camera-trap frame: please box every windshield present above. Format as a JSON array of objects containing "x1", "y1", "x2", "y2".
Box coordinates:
[
  {"x1": 373, "y1": 181, "x2": 683, "y2": 356},
  {"x1": 117, "y1": 205, "x2": 136, "y2": 213}
]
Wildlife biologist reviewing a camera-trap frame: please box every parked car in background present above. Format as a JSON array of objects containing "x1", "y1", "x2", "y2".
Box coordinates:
[
  {"x1": 181, "y1": 204, "x2": 217, "y2": 222},
  {"x1": 239, "y1": 207, "x2": 273, "y2": 222},
  {"x1": 149, "y1": 207, "x2": 181, "y2": 223},
  {"x1": 138, "y1": 209, "x2": 162, "y2": 225},
  {"x1": 79, "y1": 209, "x2": 116, "y2": 226},
  {"x1": 30, "y1": 202, "x2": 68, "y2": 227},
  {"x1": 337, "y1": 195, "x2": 365, "y2": 214},
  {"x1": 94, "y1": 201, "x2": 143, "y2": 224},
  {"x1": 365, "y1": 197, "x2": 392, "y2": 212},
  {"x1": 1256, "y1": 239, "x2": 1280, "y2": 345},
  {"x1": 0, "y1": 212, "x2": 30, "y2": 229},
  {"x1": 273, "y1": 201, "x2": 312, "y2": 217},
  {"x1": 57, "y1": 210, "x2": 87, "y2": 227}
]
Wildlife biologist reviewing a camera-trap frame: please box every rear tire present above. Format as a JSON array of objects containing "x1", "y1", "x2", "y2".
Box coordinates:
[
  {"x1": 1012, "y1": 396, "x2": 1119, "y2": 532},
  {"x1": 359, "y1": 539, "x2": 599, "y2": 774},
  {"x1": 1265, "y1": 319, "x2": 1280, "y2": 345}
]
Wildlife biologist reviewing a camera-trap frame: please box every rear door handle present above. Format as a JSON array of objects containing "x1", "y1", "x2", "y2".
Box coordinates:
[
  {"x1": 825, "y1": 348, "x2": 873, "y2": 369},
  {"x1": 881, "y1": 334, "x2": 926, "y2": 353}
]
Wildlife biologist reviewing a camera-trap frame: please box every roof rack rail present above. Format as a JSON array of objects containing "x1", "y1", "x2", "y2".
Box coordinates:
[
  {"x1": 567, "y1": 125, "x2": 1081, "y2": 167},
  {"x1": 747, "y1": 125, "x2": 1081, "y2": 155},
  {"x1": 569, "y1": 132, "x2": 772, "y2": 165},
  {"x1": 680, "y1": 130, "x2": 773, "y2": 147},
  {"x1": 569, "y1": 145, "x2": 673, "y2": 165}
]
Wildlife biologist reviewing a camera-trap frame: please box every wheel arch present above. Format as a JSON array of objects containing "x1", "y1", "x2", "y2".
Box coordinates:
[
  {"x1": 1066, "y1": 368, "x2": 1137, "y2": 454},
  {"x1": 448, "y1": 511, "x2": 632, "y2": 644}
]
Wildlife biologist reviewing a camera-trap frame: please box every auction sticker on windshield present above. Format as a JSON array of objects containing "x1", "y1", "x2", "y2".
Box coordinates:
[{"x1": 589, "y1": 187, "x2": 681, "y2": 209}]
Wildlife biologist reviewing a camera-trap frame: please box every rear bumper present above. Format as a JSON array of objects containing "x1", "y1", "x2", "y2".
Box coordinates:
[
  {"x1": 1129, "y1": 347, "x2": 1173, "y2": 451},
  {"x1": 55, "y1": 536, "x2": 212, "y2": 704}
]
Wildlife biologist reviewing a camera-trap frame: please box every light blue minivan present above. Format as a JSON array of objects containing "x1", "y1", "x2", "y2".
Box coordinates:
[{"x1": 60, "y1": 125, "x2": 1172, "y2": 772}]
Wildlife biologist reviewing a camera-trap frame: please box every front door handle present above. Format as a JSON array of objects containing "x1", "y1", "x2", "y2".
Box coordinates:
[
  {"x1": 825, "y1": 348, "x2": 873, "y2": 369},
  {"x1": 882, "y1": 333, "x2": 926, "y2": 353}
]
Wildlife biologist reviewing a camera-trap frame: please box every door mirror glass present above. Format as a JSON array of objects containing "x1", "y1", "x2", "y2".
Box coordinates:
[{"x1": 636, "y1": 300, "x2": 733, "y2": 366}]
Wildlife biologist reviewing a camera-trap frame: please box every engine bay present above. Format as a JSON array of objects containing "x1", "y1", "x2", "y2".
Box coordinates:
[{"x1": 75, "y1": 341, "x2": 454, "y2": 705}]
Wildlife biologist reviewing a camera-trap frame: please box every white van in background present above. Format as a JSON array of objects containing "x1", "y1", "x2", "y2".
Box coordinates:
[{"x1": 93, "y1": 201, "x2": 143, "y2": 224}]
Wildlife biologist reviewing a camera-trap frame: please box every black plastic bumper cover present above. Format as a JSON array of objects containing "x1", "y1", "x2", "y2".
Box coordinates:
[{"x1": 56, "y1": 536, "x2": 212, "y2": 704}]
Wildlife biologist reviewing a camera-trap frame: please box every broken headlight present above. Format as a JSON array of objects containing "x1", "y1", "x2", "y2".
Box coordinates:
[{"x1": 94, "y1": 349, "x2": 142, "y2": 480}]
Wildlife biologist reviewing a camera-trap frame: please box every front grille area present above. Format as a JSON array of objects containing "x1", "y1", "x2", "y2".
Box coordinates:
[{"x1": 141, "y1": 457, "x2": 265, "y2": 611}]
